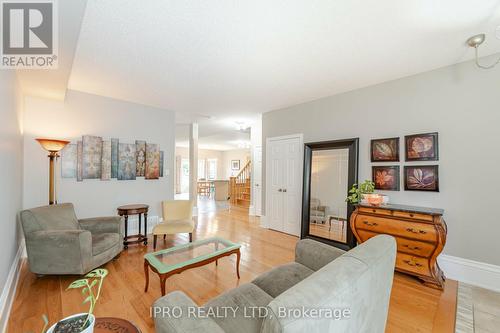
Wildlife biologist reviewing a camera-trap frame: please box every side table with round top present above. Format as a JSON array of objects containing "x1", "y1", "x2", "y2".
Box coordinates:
[{"x1": 117, "y1": 204, "x2": 149, "y2": 249}]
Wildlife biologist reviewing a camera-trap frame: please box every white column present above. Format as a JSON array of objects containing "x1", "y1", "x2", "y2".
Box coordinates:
[{"x1": 189, "y1": 123, "x2": 199, "y2": 215}]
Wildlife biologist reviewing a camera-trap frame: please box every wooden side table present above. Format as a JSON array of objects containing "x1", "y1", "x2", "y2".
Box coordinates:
[
  {"x1": 94, "y1": 317, "x2": 141, "y2": 332},
  {"x1": 117, "y1": 204, "x2": 149, "y2": 249}
]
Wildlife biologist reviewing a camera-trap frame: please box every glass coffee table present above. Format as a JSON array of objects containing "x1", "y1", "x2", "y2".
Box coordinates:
[{"x1": 144, "y1": 237, "x2": 241, "y2": 295}]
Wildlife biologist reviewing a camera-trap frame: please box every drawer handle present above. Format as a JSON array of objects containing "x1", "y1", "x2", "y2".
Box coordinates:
[
  {"x1": 403, "y1": 244, "x2": 421, "y2": 251},
  {"x1": 406, "y1": 228, "x2": 426, "y2": 234},
  {"x1": 403, "y1": 259, "x2": 423, "y2": 267},
  {"x1": 409, "y1": 213, "x2": 414, "y2": 217},
  {"x1": 372, "y1": 209, "x2": 377, "y2": 213},
  {"x1": 363, "y1": 221, "x2": 378, "y2": 227}
]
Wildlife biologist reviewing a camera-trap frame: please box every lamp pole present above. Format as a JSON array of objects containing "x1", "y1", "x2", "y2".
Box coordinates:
[{"x1": 48, "y1": 151, "x2": 57, "y2": 205}]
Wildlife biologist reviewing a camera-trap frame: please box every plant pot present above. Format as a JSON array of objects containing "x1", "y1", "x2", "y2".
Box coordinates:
[{"x1": 46, "y1": 313, "x2": 95, "y2": 333}]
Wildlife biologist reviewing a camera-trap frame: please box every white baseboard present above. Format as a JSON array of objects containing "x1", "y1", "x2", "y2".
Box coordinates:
[
  {"x1": 260, "y1": 215, "x2": 268, "y2": 228},
  {"x1": 0, "y1": 242, "x2": 25, "y2": 333},
  {"x1": 438, "y1": 254, "x2": 500, "y2": 292},
  {"x1": 192, "y1": 206, "x2": 198, "y2": 217},
  {"x1": 248, "y1": 205, "x2": 256, "y2": 216}
]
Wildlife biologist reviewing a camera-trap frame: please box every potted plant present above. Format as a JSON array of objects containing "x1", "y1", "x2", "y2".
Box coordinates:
[
  {"x1": 45, "y1": 268, "x2": 108, "y2": 333},
  {"x1": 346, "y1": 180, "x2": 375, "y2": 204}
]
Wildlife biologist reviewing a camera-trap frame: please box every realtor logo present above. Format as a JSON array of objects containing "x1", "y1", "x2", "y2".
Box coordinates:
[{"x1": 1, "y1": 0, "x2": 58, "y2": 68}]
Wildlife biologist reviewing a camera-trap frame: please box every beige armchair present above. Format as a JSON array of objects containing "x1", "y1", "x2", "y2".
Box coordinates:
[{"x1": 152, "y1": 200, "x2": 194, "y2": 249}]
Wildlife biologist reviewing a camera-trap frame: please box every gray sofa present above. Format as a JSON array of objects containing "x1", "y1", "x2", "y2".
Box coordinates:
[
  {"x1": 20, "y1": 203, "x2": 123, "y2": 275},
  {"x1": 153, "y1": 235, "x2": 396, "y2": 333}
]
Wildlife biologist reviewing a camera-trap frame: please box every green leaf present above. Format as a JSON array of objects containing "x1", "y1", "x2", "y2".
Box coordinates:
[
  {"x1": 67, "y1": 279, "x2": 88, "y2": 290},
  {"x1": 86, "y1": 268, "x2": 108, "y2": 278},
  {"x1": 89, "y1": 279, "x2": 98, "y2": 288},
  {"x1": 81, "y1": 287, "x2": 88, "y2": 295},
  {"x1": 83, "y1": 295, "x2": 93, "y2": 304}
]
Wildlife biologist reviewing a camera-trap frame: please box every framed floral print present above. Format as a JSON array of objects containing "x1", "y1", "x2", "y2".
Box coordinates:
[
  {"x1": 404, "y1": 165, "x2": 439, "y2": 192},
  {"x1": 405, "y1": 132, "x2": 438, "y2": 161},
  {"x1": 371, "y1": 137, "x2": 399, "y2": 162},
  {"x1": 372, "y1": 166, "x2": 400, "y2": 191}
]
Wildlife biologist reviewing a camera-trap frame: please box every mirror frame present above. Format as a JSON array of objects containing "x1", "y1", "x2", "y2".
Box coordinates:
[{"x1": 301, "y1": 138, "x2": 359, "y2": 250}]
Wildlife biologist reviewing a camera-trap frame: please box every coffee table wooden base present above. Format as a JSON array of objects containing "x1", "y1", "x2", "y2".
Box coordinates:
[{"x1": 144, "y1": 248, "x2": 241, "y2": 296}]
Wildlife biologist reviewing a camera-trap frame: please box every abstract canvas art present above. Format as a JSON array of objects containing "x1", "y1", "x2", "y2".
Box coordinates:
[
  {"x1": 372, "y1": 166, "x2": 400, "y2": 191},
  {"x1": 136, "y1": 140, "x2": 146, "y2": 177},
  {"x1": 159, "y1": 151, "x2": 164, "y2": 177},
  {"x1": 371, "y1": 137, "x2": 399, "y2": 162},
  {"x1": 404, "y1": 165, "x2": 439, "y2": 192},
  {"x1": 118, "y1": 143, "x2": 137, "y2": 180},
  {"x1": 77, "y1": 141, "x2": 83, "y2": 182},
  {"x1": 405, "y1": 132, "x2": 439, "y2": 161},
  {"x1": 111, "y1": 138, "x2": 119, "y2": 178},
  {"x1": 61, "y1": 144, "x2": 77, "y2": 178},
  {"x1": 82, "y1": 135, "x2": 102, "y2": 179},
  {"x1": 101, "y1": 141, "x2": 111, "y2": 180},
  {"x1": 145, "y1": 143, "x2": 160, "y2": 179}
]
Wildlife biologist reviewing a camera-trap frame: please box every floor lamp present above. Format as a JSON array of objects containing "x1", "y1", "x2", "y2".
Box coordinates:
[{"x1": 36, "y1": 138, "x2": 70, "y2": 205}]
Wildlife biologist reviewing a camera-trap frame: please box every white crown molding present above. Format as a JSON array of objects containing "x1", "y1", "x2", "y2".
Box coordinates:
[
  {"x1": 438, "y1": 254, "x2": 500, "y2": 292},
  {"x1": 0, "y1": 242, "x2": 25, "y2": 333}
]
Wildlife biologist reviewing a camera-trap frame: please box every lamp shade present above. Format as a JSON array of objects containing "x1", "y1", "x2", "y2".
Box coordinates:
[{"x1": 35, "y1": 138, "x2": 70, "y2": 152}]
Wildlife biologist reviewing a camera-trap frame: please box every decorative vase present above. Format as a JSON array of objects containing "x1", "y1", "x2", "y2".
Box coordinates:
[{"x1": 46, "y1": 313, "x2": 95, "y2": 333}]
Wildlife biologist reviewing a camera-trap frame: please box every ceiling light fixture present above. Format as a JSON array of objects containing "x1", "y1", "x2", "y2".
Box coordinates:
[
  {"x1": 467, "y1": 33, "x2": 500, "y2": 69},
  {"x1": 235, "y1": 121, "x2": 250, "y2": 131}
]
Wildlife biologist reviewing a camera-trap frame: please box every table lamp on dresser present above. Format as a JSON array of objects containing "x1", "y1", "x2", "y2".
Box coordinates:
[{"x1": 35, "y1": 138, "x2": 70, "y2": 205}]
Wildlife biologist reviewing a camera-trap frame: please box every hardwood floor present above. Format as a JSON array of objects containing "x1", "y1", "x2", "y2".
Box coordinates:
[{"x1": 8, "y1": 203, "x2": 456, "y2": 332}]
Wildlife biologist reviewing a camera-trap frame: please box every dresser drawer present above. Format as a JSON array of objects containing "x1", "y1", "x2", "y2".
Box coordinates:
[
  {"x1": 392, "y1": 210, "x2": 433, "y2": 222},
  {"x1": 354, "y1": 215, "x2": 437, "y2": 242},
  {"x1": 358, "y1": 206, "x2": 393, "y2": 216},
  {"x1": 356, "y1": 230, "x2": 435, "y2": 257},
  {"x1": 396, "y1": 253, "x2": 430, "y2": 276}
]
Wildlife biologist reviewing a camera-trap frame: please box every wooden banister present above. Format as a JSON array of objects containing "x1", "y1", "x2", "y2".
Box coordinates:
[{"x1": 229, "y1": 160, "x2": 251, "y2": 207}]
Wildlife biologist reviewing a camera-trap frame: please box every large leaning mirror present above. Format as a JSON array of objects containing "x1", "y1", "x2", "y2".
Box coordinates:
[{"x1": 301, "y1": 138, "x2": 359, "y2": 250}]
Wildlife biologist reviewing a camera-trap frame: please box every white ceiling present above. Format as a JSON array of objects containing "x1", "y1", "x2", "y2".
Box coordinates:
[{"x1": 67, "y1": 0, "x2": 500, "y2": 120}]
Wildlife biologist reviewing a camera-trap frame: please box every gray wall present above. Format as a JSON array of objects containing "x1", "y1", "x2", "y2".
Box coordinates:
[
  {"x1": 0, "y1": 72, "x2": 24, "y2": 289},
  {"x1": 23, "y1": 90, "x2": 176, "y2": 218},
  {"x1": 263, "y1": 56, "x2": 500, "y2": 266}
]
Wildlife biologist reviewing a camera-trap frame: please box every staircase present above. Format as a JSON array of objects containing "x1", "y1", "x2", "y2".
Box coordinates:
[{"x1": 229, "y1": 160, "x2": 251, "y2": 208}]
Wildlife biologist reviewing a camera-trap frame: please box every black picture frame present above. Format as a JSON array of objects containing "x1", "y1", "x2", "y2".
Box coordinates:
[
  {"x1": 404, "y1": 165, "x2": 439, "y2": 192},
  {"x1": 370, "y1": 137, "x2": 400, "y2": 162},
  {"x1": 405, "y1": 132, "x2": 439, "y2": 161},
  {"x1": 301, "y1": 138, "x2": 359, "y2": 251},
  {"x1": 372, "y1": 165, "x2": 400, "y2": 191}
]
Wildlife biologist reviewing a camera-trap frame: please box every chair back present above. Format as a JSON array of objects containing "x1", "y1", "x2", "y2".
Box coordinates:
[
  {"x1": 20, "y1": 203, "x2": 80, "y2": 234},
  {"x1": 162, "y1": 200, "x2": 193, "y2": 222}
]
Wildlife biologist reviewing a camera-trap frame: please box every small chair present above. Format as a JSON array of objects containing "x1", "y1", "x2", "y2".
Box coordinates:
[
  {"x1": 20, "y1": 203, "x2": 123, "y2": 275},
  {"x1": 152, "y1": 200, "x2": 194, "y2": 249}
]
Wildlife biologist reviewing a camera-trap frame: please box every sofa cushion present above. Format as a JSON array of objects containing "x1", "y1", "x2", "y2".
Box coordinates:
[
  {"x1": 92, "y1": 233, "x2": 119, "y2": 255},
  {"x1": 252, "y1": 262, "x2": 314, "y2": 298},
  {"x1": 204, "y1": 283, "x2": 272, "y2": 333}
]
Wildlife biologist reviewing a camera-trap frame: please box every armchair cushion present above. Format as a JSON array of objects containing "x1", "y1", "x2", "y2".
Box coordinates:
[
  {"x1": 153, "y1": 291, "x2": 224, "y2": 333},
  {"x1": 153, "y1": 220, "x2": 194, "y2": 235},
  {"x1": 79, "y1": 216, "x2": 122, "y2": 235},
  {"x1": 295, "y1": 238, "x2": 345, "y2": 271},
  {"x1": 204, "y1": 283, "x2": 273, "y2": 333},
  {"x1": 252, "y1": 262, "x2": 313, "y2": 298},
  {"x1": 92, "y1": 233, "x2": 120, "y2": 255},
  {"x1": 22, "y1": 203, "x2": 80, "y2": 232}
]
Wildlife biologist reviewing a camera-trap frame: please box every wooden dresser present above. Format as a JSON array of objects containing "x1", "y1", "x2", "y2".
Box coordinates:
[{"x1": 350, "y1": 203, "x2": 447, "y2": 289}]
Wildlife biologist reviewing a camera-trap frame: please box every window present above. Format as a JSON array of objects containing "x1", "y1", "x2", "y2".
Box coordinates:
[
  {"x1": 198, "y1": 159, "x2": 206, "y2": 180},
  {"x1": 207, "y1": 159, "x2": 217, "y2": 180}
]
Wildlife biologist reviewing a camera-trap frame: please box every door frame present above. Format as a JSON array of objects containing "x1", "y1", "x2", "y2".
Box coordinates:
[
  {"x1": 301, "y1": 138, "x2": 359, "y2": 250},
  {"x1": 265, "y1": 133, "x2": 304, "y2": 233}
]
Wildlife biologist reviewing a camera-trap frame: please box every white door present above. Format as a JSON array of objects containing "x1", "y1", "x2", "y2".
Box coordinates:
[
  {"x1": 282, "y1": 138, "x2": 302, "y2": 236},
  {"x1": 268, "y1": 141, "x2": 285, "y2": 231},
  {"x1": 266, "y1": 135, "x2": 303, "y2": 236},
  {"x1": 253, "y1": 146, "x2": 262, "y2": 216}
]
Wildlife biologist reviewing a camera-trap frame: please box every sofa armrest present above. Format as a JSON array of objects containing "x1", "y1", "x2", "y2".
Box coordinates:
[
  {"x1": 295, "y1": 239, "x2": 346, "y2": 271},
  {"x1": 25, "y1": 230, "x2": 92, "y2": 274},
  {"x1": 79, "y1": 216, "x2": 122, "y2": 235},
  {"x1": 153, "y1": 291, "x2": 224, "y2": 333}
]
